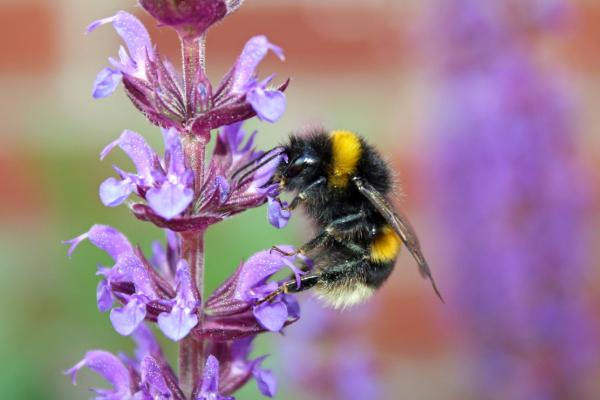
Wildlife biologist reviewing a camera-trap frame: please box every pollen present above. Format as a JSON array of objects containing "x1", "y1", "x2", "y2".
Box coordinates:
[
  {"x1": 329, "y1": 130, "x2": 362, "y2": 188},
  {"x1": 370, "y1": 225, "x2": 402, "y2": 263}
]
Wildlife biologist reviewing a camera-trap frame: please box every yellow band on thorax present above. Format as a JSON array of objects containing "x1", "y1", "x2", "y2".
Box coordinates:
[{"x1": 328, "y1": 130, "x2": 362, "y2": 188}]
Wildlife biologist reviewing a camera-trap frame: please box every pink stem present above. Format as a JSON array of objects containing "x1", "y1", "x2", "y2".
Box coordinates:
[{"x1": 179, "y1": 30, "x2": 211, "y2": 400}]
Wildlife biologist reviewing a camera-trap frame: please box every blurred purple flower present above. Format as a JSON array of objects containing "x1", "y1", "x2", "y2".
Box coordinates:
[
  {"x1": 430, "y1": 1, "x2": 597, "y2": 398},
  {"x1": 277, "y1": 298, "x2": 380, "y2": 400},
  {"x1": 88, "y1": 11, "x2": 287, "y2": 133}
]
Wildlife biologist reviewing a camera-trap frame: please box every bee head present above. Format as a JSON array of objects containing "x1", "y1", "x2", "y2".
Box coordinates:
[{"x1": 277, "y1": 136, "x2": 323, "y2": 191}]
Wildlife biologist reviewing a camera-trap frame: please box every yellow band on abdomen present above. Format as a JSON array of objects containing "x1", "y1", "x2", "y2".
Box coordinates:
[{"x1": 370, "y1": 225, "x2": 401, "y2": 263}]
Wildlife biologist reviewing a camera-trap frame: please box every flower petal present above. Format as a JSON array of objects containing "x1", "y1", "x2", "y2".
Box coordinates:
[
  {"x1": 101, "y1": 130, "x2": 155, "y2": 182},
  {"x1": 253, "y1": 367, "x2": 277, "y2": 398},
  {"x1": 281, "y1": 294, "x2": 300, "y2": 319},
  {"x1": 140, "y1": 356, "x2": 171, "y2": 398},
  {"x1": 247, "y1": 87, "x2": 286, "y2": 123},
  {"x1": 267, "y1": 196, "x2": 291, "y2": 229},
  {"x1": 234, "y1": 249, "x2": 295, "y2": 299},
  {"x1": 162, "y1": 128, "x2": 186, "y2": 176},
  {"x1": 99, "y1": 177, "x2": 135, "y2": 207},
  {"x1": 64, "y1": 225, "x2": 133, "y2": 261},
  {"x1": 197, "y1": 355, "x2": 234, "y2": 400},
  {"x1": 231, "y1": 36, "x2": 285, "y2": 93},
  {"x1": 215, "y1": 176, "x2": 230, "y2": 204},
  {"x1": 92, "y1": 67, "x2": 123, "y2": 99},
  {"x1": 132, "y1": 324, "x2": 162, "y2": 361},
  {"x1": 87, "y1": 11, "x2": 152, "y2": 64},
  {"x1": 253, "y1": 301, "x2": 288, "y2": 332},
  {"x1": 147, "y1": 183, "x2": 194, "y2": 220},
  {"x1": 97, "y1": 280, "x2": 113, "y2": 312},
  {"x1": 65, "y1": 350, "x2": 131, "y2": 396},
  {"x1": 157, "y1": 261, "x2": 198, "y2": 341},
  {"x1": 110, "y1": 296, "x2": 147, "y2": 336},
  {"x1": 157, "y1": 305, "x2": 198, "y2": 341}
]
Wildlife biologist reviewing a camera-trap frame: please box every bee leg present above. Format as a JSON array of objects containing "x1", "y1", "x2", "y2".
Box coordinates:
[
  {"x1": 270, "y1": 231, "x2": 329, "y2": 256},
  {"x1": 283, "y1": 177, "x2": 326, "y2": 211},
  {"x1": 257, "y1": 274, "x2": 322, "y2": 304},
  {"x1": 271, "y1": 212, "x2": 368, "y2": 257}
]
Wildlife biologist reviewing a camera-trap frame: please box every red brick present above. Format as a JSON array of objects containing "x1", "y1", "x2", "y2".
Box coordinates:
[
  {"x1": 0, "y1": 4, "x2": 58, "y2": 74},
  {"x1": 138, "y1": 5, "x2": 409, "y2": 73}
]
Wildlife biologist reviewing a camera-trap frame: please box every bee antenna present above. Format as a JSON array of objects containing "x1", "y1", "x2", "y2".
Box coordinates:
[
  {"x1": 231, "y1": 147, "x2": 284, "y2": 180},
  {"x1": 233, "y1": 149, "x2": 286, "y2": 188}
]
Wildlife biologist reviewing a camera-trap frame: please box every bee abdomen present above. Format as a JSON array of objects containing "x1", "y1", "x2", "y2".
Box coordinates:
[{"x1": 369, "y1": 225, "x2": 402, "y2": 263}]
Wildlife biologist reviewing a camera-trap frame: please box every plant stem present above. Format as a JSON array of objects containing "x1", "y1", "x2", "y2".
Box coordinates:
[
  {"x1": 181, "y1": 34, "x2": 207, "y2": 119},
  {"x1": 179, "y1": 231, "x2": 205, "y2": 398},
  {"x1": 179, "y1": 30, "x2": 210, "y2": 400}
]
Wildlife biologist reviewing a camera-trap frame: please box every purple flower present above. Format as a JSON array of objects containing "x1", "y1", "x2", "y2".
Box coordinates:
[
  {"x1": 201, "y1": 248, "x2": 305, "y2": 340},
  {"x1": 87, "y1": 10, "x2": 287, "y2": 134},
  {"x1": 100, "y1": 128, "x2": 194, "y2": 220},
  {"x1": 196, "y1": 355, "x2": 233, "y2": 400},
  {"x1": 266, "y1": 186, "x2": 291, "y2": 229},
  {"x1": 207, "y1": 337, "x2": 277, "y2": 397},
  {"x1": 66, "y1": 325, "x2": 185, "y2": 400},
  {"x1": 65, "y1": 225, "x2": 200, "y2": 341},
  {"x1": 197, "y1": 36, "x2": 288, "y2": 131},
  {"x1": 157, "y1": 260, "x2": 200, "y2": 341},
  {"x1": 131, "y1": 123, "x2": 285, "y2": 232}
]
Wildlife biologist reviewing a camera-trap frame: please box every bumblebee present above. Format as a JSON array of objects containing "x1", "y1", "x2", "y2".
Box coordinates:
[{"x1": 236, "y1": 128, "x2": 443, "y2": 308}]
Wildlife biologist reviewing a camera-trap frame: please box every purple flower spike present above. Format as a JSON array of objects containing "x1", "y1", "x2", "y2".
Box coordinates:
[
  {"x1": 197, "y1": 355, "x2": 234, "y2": 400},
  {"x1": 66, "y1": 351, "x2": 132, "y2": 398},
  {"x1": 158, "y1": 261, "x2": 199, "y2": 341}
]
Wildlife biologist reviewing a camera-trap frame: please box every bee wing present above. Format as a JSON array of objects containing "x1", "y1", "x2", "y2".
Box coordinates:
[{"x1": 352, "y1": 177, "x2": 444, "y2": 302}]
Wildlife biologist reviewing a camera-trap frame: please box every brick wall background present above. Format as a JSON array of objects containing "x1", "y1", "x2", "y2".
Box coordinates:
[{"x1": 0, "y1": 1, "x2": 598, "y2": 399}]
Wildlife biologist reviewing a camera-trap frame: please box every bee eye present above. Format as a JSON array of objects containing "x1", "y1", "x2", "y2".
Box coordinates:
[{"x1": 285, "y1": 158, "x2": 305, "y2": 178}]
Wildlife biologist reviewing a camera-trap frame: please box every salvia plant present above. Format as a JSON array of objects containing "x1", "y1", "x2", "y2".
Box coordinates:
[
  {"x1": 430, "y1": 0, "x2": 597, "y2": 398},
  {"x1": 64, "y1": 1, "x2": 303, "y2": 399}
]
